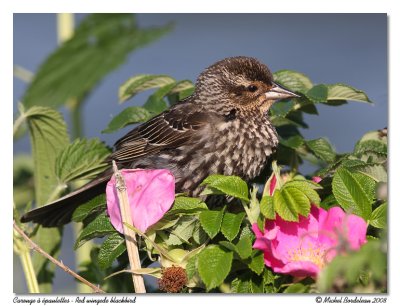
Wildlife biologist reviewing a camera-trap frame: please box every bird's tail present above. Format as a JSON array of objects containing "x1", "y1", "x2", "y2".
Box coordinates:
[{"x1": 20, "y1": 174, "x2": 111, "y2": 227}]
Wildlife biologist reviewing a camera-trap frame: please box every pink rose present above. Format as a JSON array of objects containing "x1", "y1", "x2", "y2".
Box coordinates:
[
  {"x1": 252, "y1": 205, "x2": 367, "y2": 277},
  {"x1": 106, "y1": 169, "x2": 175, "y2": 233}
]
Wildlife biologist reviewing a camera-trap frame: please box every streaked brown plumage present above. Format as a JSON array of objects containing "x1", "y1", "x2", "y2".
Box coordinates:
[{"x1": 21, "y1": 56, "x2": 299, "y2": 227}]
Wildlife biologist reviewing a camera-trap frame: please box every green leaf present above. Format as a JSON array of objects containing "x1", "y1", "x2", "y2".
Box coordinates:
[
  {"x1": 166, "y1": 216, "x2": 197, "y2": 245},
  {"x1": 24, "y1": 14, "x2": 172, "y2": 108},
  {"x1": 270, "y1": 116, "x2": 305, "y2": 128},
  {"x1": 199, "y1": 210, "x2": 224, "y2": 239},
  {"x1": 358, "y1": 164, "x2": 387, "y2": 183},
  {"x1": 219, "y1": 241, "x2": 237, "y2": 253},
  {"x1": 273, "y1": 187, "x2": 310, "y2": 222},
  {"x1": 198, "y1": 245, "x2": 233, "y2": 291},
  {"x1": 248, "y1": 250, "x2": 265, "y2": 275},
  {"x1": 168, "y1": 80, "x2": 195, "y2": 95},
  {"x1": 72, "y1": 194, "x2": 107, "y2": 222},
  {"x1": 98, "y1": 233, "x2": 126, "y2": 269},
  {"x1": 260, "y1": 195, "x2": 275, "y2": 219},
  {"x1": 270, "y1": 100, "x2": 296, "y2": 117},
  {"x1": 353, "y1": 172, "x2": 376, "y2": 201},
  {"x1": 306, "y1": 138, "x2": 336, "y2": 163},
  {"x1": 232, "y1": 274, "x2": 264, "y2": 293},
  {"x1": 306, "y1": 84, "x2": 328, "y2": 103},
  {"x1": 119, "y1": 74, "x2": 176, "y2": 103},
  {"x1": 201, "y1": 174, "x2": 249, "y2": 202},
  {"x1": 332, "y1": 168, "x2": 373, "y2": 220},
  {"x1": 75, "y1": 213, "x2": 115, "y2": 249},
  {"x1": 284, "y1": 180, "x2": 321, "y2": 205},
  {"x1": 236, "y1": 235, "x2": 253, "y2": 259},
  {"x1": 102, "y1": 106, "x2": 153, "y2": 134},
  {"x1": 55, "y1": 138, "x2": 110, "y2": 182},
  {"x1": 370, "y1": 202, "x2": 387, "y2": 229},
  {"x1": 192, "y1": 222, "x2": 208, "y2": 245},
  {"x1": 23, "y1": 106, "x2": 69, "y2": 292},
  {"x1": 142, "y1": 82, "x2": 177, "y2": 113},
  {"x1": 186, "y1": 254, "x2": 198, "y2": 281},
  {"x1": 284, "y1": 179, "x2": 322, "y2": 190},
  {"x1": 221, "y1": 212, "x2": 245, "y2": 241},
  {"x1": 354, "y1": 140, "x2": 387, "y2": 156},
  {"x1": 279, "y1": 135, "x2": 304, "y2": 149},
  {"x1": 327, "y1": 83, "x2": 372, "y2": 103},
  {"x1": 168, "y1": 196, "x2": 208, "y2": 214},
  {"x1": 24, "y1": 106, "x2": 70, "y2": 204},
  {"x1": 273, "y1": 70, "x2": 313, "y2": 93}
]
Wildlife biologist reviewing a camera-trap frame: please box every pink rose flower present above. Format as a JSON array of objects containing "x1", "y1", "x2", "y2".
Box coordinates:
[
  {"x1": 312, "y1": 176, "x2": 322, "y2": 183},
  {"x1": 252, "y1": 205, "x2": 367, "y2": 277},
  {"x1": 106, "y1": 169, "x2": 175, "y2": 233}
]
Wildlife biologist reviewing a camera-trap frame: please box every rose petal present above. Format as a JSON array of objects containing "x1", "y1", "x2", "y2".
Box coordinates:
[
  {"x1": 253, "y1": 203, "x2": 367, "y2": 277},
  {"x1": 106, "y1": 169, "x2": 175, "y2": 233},
  {"x1": 312, "y1": 176, "x2": 322, "y2": 183},
  {"x1": 274, "y1": 260, "x2": 320, "y2": 277}
]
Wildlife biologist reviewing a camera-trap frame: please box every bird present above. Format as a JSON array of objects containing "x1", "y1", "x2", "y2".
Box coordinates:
[{"x1": 21, "y1": 56, "x2": 299, "y2": 227}]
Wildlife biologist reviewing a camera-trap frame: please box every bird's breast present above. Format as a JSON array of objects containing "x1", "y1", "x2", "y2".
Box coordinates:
[
  {"x1": 152, "y1": 116, "x2": 278, "y2": 197},
  {"x1": 212, "y1": 116, "x2": 278, "y2": 179}
]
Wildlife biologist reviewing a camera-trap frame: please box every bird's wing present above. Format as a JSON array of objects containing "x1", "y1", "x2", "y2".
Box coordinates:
[{"x1": 109, "y1": 106, "x2": 218, "y2": 162}]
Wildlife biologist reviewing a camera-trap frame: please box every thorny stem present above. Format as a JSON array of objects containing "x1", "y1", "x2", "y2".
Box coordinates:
[{"x1": 13, "y1": 221, "x2": 105, "y2": 293}]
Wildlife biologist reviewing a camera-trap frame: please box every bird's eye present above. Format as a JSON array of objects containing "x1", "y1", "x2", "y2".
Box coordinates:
[{"x1": 247, "y1": 85, "x2": 258, "y2": 92}]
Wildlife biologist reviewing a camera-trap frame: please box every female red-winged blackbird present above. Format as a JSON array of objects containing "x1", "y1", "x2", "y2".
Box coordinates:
[{"x1": 21, "y1": 56, "x2": 299, "y2": 227}]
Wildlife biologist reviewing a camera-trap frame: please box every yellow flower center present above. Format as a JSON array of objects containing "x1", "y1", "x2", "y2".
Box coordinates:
[{"x1": 288, "y1": 241, "x2": 327, "y2": 269}]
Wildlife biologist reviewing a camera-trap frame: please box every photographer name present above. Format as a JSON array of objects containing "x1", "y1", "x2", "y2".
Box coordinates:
[{"x1": 322, "y1": 297, "x2": 387, "y2": 304}]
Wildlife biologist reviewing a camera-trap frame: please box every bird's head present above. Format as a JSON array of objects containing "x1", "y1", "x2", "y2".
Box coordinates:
[{"x1": 195, "y1": 56, "x2": 299, "y2": 116}]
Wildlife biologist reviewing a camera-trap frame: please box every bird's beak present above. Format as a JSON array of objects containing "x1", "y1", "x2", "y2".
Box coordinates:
[{"x1": 265, "y1": 82, "x2": 300, "y2": 101}]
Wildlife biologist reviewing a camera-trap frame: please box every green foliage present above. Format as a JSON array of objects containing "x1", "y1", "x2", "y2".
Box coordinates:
[
  {"x1": 332, "y1": 168, "x2": 374, "y2": 220},
  {"x1": 197, "y1": 245, "x2": 233, "y2": 291},
  {"x1": 102, "y1": 107, "x2": 153, "y2": 134},
  {"x1": 22, "y1": 106, "x2": 70, "y2": 204},
  {"x1": 98, "y1": 233, "x2": 126, "y2": 269},
  {"x1": 306, "y1": 138, "x2": 336, "y2": 163},
  {"x1": 55, "y1": 138, "x2": 110, "y2": 183},
  {"x1": 261, "y1": 179, "x2": 321, "y2": 222},
  {"x1": 23, "y1": 14, "x2": 172, "y2": 108},
  {"x1": 167, "y1": 196, "x2": 208, "y2": 215},
  {"x1": 327, "y1": 83, "x2": 372, "y2": 103},
  {"x1": 75, "y1": 213, "x2": 115, "y2": 249},
  {"x1": 370, "y1": 202, "x2": 387, "y2": 229},
  {"x1": 201, "y1": 174, "x2": 249, "y2": 202},
  {"x1": 221, "y1": 212, "x2": 246, "y2": 241},
  {"x1": 273, "y1": 70, "x2": 313, "y2": 93},
  {"x1": 72, "y1": 194, "x2": 107, "y2": 222},
  {"x1": 199, "y1": 210, "x2": 224, "y2": 239}
]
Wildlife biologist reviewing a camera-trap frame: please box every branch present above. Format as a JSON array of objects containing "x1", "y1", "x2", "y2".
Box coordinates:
[
  {"x1": 13, "y1": 221, "x2": 105, "y2": 294},
  {"x1": 112, "y1": 161, "x2": 146, "y2": 293}
]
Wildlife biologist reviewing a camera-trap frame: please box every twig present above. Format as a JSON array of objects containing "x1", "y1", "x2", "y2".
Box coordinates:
[
  {"x1": 112, "y1": 161, "x2": 146, "y2": 293},
  {"x1": 13, "y1": 221, "x2": 105, "y2": 294}
]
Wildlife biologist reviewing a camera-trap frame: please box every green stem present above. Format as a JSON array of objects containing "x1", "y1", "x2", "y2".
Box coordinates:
[
  {"x1": 68, "y1": 98, "x2": 83, "y2": 140},
  {"x1": 13, "y1": 113, "x2": 26, "y2": 137},
  {"x1": 19, "y1": 248, "x2": 40, "y2": 293},
  {"x1": 13, "y1": 221, "x2": 40, "y2": 294},
  {"x1": 73, "y1": 224, "x2": 93, "y2": 293}
]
